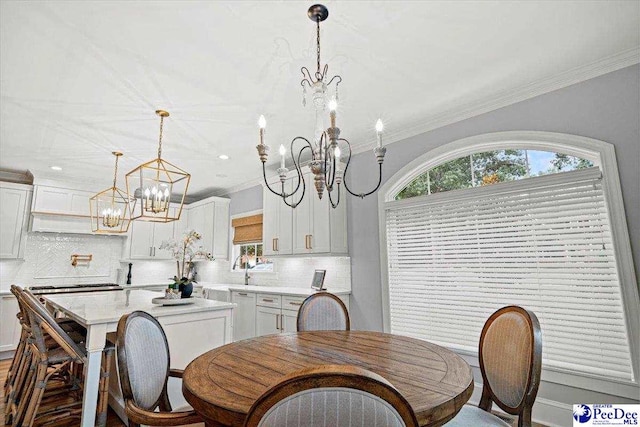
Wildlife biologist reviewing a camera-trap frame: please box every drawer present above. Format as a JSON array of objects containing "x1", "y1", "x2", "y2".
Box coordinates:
[
  {"x1": 282, "y1": 295, "x2": 306, "y2": 310},
  {"x1": 256, "y1": 293, "x2": 281, "y2": 308}
]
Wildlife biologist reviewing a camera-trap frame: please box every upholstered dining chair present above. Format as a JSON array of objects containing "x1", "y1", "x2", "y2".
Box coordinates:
[
  {"x1": 116, "y1": 310, "x2": 204, "y2": 427},
  {"x1": 446, "y1": 306, "x2": 542, "y2": 427},
  {"x1": 243, "y1": 364, "x2": 419, "y2": 427},
  {"x1": 297, "y1": 292, "x2": 350, "y2": 331}
]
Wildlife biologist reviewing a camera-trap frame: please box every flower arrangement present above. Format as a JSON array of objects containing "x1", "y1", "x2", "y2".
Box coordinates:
[{"x1": 159, "y1": 230, "x2": 213, "y2": 297}]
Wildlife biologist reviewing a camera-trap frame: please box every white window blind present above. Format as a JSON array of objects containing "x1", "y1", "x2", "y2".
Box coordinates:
[{"x1": 385, "y1": 167, "x2": 634, "y2": 381}]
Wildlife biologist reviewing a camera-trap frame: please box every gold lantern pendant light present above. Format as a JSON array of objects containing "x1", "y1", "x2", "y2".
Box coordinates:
[
  {"x1": 126, "y1": 110, "x2": 190, "y2": 222},
  {"x1": 89, "y1": 151, "x2": 133, "y2": 234}
]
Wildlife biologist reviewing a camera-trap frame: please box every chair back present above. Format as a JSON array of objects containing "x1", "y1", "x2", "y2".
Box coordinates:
[
  {"x1": 21, "y1": 289, "x2": 86, "y2": 362},
  {"x1": 478, "y1": 306, "x2": 542, "y2": 418},
  {"x1": 116, "y1": 311, "x2": 171, "y2": 412},
  {"x1": 297, "y1": 292, "x2": 350, "y2": 331},
  {"x1": 244, "y1": 365, "x2": 418, "y2": 427}
]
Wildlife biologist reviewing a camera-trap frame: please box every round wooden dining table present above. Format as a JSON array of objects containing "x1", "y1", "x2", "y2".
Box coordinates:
[{"x1": 182, "y1": 331, "x2": 474, "y2": 427}]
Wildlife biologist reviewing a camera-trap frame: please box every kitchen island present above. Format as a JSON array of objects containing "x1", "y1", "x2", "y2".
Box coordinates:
[{"x1": 44, "y1": 289, "x2": 235, "y2": 427}]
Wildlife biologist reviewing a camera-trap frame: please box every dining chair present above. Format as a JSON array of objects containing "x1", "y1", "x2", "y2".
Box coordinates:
[
  {"x1": 11, "y1": 289, "x2": 115, "y2": 427},
  {"x1": 116, "y1": 310, "x2": 204, "y2": 427},
  {"x1": 445, "y1": 305, "x2": 542, "y2": 427},
  {"x1": 297, "y1": 292, "x2": 350, "y2": 331},
  {"x1": 244, "y1": 364, "x2": 419, "y2": 427}
]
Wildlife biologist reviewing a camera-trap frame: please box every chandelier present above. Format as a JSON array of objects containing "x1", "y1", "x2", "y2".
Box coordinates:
[
  {"x1": 256, "y1": 4, "x2": 386, "y2": 209},
  {"x1": 125, "y1": 110, "x2": 190, "y2": 222},
  {"x1": 89, "y1": 151, "x2": 133, "y2": 234}
]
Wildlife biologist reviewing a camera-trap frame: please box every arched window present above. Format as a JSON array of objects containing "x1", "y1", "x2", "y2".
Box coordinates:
[
  {"x1": 379, "y1": 132, "x2": 639, "y2": 389},
  {"x1": 396, "y1": 149, "x2": 593, "y2": 200}
]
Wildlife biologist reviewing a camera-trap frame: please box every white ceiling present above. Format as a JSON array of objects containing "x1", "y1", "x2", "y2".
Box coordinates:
[{"x1": 1, "y1": 1, "x2": 638, "y2": 198}]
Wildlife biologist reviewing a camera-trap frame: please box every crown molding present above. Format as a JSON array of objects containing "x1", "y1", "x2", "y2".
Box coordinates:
[
  {"x1": 349, "y1": 47, "x2": 640, "y2": 154},
  {"x1": 209, "y1": 177, "x2": 264, "y2": 197}
]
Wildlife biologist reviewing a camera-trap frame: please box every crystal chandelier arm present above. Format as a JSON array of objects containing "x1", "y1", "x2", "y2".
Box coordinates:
[
  {"x1": 326, "y1": 75, "x2": 342, "y2": 87},
  {"x1": 301, "y1": 67, "x2": 315, "y2": 87},
  {"x1": 340, "y1": 138, "x2": 384, "y2": 199},
  {"x1": 261, "y1": 137, "x2": 312, "y2": 204}
]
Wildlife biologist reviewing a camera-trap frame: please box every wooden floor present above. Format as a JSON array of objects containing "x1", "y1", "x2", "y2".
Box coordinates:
[{"x1": 1, "y1": 356, "x2": 547, "y2": 427}]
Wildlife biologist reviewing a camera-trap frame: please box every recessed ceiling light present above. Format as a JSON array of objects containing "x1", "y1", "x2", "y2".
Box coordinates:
[
  {"x1": 50, "y1": 166, "x2": 62, "y2": 171},
  {"x1": 218, "y1": 154, "x2": 229, "y2": 160}
]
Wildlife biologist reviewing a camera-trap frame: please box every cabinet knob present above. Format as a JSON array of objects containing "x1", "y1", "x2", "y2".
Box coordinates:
[
  {"x1": 262, "y1": 298, "x2": 274, "y2": 303},
  {"x1": 238, "y1": 292, "x2": 248, "y2": 296},
  {"x1": 289, "y1": 302, "x2": 302, "y2": 306}
]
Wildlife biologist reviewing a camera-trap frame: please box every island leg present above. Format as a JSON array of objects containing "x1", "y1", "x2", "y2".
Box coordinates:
[{"x1": 81, "y1": 324, "x2": 108, "y2": 427}]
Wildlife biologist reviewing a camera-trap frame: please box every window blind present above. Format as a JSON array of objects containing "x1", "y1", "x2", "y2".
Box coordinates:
[
  {"x1": 232, "y1": 214, "x2": 263, "y2": 244},
  {"x1": 385, "y1": 168, "x2": 634, "y2": 381}
]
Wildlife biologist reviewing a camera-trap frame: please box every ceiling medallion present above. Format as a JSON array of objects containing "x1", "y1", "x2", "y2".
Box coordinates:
[
  {"x1": 89, "y1": 151, "x2": 133, "y2": 234},
  {"x1": 125, "y1": 110, "x2": 190, "y2": 222},
  {"x1": 256, "y1": 4, "x2": 386, "y2": 209}
]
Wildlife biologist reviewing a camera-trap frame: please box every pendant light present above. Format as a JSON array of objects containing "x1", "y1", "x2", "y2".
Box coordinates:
[
  {"x1": 125, "y1": 110, "x2": 190, "y2": 222},
  {"x1": 89, "y1": 151, "x2": 133, "y2": 234}
]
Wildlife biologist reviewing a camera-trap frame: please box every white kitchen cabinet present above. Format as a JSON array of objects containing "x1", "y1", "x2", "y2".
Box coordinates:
[
  {"x1": 256, "y1": 306, "x2": 281, "y2": 336},
  {"x1": 129, "y1": 219, "x2": 175, "y2": 259},
  {"x1": 263, "y1": 177, "x2": 293, "y2": 256},
  {"x1": 187, "y1": 197, "x2": 230, "y2": 260},
  {"x1": 264, "y1": 171, "x2": 347, "y2": 256},
  {"x1": 231, "y1": 291, "x2": 256, "y2": 341},
  {"x1": 0, "y1": 183, "x2": 31, "y2": 259},
  {"x1": 0, "y1": 295, "x2": 21, "y2": 355},
  {"x1": 255, "y1": 294, "x2": 305, "y2": 336}
]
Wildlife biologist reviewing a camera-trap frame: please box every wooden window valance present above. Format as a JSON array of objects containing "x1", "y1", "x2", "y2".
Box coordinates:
[{"x1": 232, "y1": 214, "x2": 263, "y2": 245}]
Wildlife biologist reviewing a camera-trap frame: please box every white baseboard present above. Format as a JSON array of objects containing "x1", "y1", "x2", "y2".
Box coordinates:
[{"x1": 469, "y1": 382, "x2": 572, "y2": 427}]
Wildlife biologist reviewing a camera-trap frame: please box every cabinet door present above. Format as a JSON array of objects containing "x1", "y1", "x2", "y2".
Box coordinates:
[
  {"x1": 152, "y1": 221, "x2": 175, "y2": 259},
  {"x1": 256, "y1": 306, "x2": 281, "y2": 336},
  {"x1": 278, "y1": 179, "x2": 294, "y2": 255},
  {"x1": 281, "y1": 309, "x2": 299, "y2": 333},
  {"x1": 262, "y1": 185, "x2": 279, "y2": 257},
  {"x1": 0, "y1": 188, "x2": 28, "y2": 259},
  {"x1": 213, "y1": 202, "x2": 229, "y2": 259},
  {"x1": 311, "y1": 176, "x2": 331, "y2": 253},
  {"x1": 231, "y1": 291, "x2": 256, "y2": 341},
  {"x1": 292, "y1": 174, "x2": 312, "y2": 254},
  {"x1": 0, "y1": 295, "x2": 21, "y2": 352},
  {"x1": 129, "y1": 221, "x2": 155, "y2": 259}
]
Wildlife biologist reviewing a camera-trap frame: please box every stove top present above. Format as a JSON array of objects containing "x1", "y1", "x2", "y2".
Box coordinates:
[{"x1": 28, "y1": 283, "x2": 123, "y2": 295}]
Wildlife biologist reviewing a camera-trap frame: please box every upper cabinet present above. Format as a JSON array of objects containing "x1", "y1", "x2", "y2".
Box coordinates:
[
  {"x1": 128, "y1": 213, "x2": 176, "y2": 260},
  {"x1": 263, "y1": 177, "x2": 293, "y2": 256},
  {"x1": 0, "y1": 183, "x2": 32, "y2": 259},
  {"x1": 263, "y1": 171, "x2": 347, "y2": 256},
  {"x1": 186, "y1": 197, "x2": 230, "y2": 260}
]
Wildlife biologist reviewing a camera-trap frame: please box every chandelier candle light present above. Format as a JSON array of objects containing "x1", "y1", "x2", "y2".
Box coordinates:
[
  {"x1": 126, "y1": 110, "x2": 190, "y2": 222},
  {"x1": 89, "y1": 151, "x2": 133, "y2": 234},
  {"x1": 256, "y1": 4, "x2": 387, "y2": 209}
]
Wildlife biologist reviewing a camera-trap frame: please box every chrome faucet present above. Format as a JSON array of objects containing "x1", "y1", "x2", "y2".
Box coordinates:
[{"x1": 232, "y1": 254, "x2": 251, "y2": 286}]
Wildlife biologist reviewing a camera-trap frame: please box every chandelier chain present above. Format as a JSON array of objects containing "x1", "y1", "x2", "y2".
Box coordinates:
[
  {"x1": 112, "y1": 154, "x2": 119, "y2": 188},
  {"x1": 316, "y1": 17, "x2": 321, "y2": 76},
  {"x1": 158, "y1": 115, "x2": 164, "y2": 159}
]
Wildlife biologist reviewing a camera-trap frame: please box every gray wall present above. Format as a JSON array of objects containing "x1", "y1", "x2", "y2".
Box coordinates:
[
  {"x1": 347, "y1": 64, "x2": 640, "y2": 331},
  {"x1": 228, "y1": 184, "x2": 263, "y2": 216}
]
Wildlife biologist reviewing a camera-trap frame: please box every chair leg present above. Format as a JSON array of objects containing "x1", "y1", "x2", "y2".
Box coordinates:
[
  {"x1": 12, "y1": 350, "x2": 38, "y2": 427},
  {"x1": 20, "y1": 359, "x2": 49, "y2": 427},
  {"x1": 4, "y1": 338, "x2": 31, "y2": 424},
  {"x1": 3, "y1": 329, "x2": 26, "y2": 399},
  {"x1": 96, "y1": 347, "x2": 115, "y2": 427}
]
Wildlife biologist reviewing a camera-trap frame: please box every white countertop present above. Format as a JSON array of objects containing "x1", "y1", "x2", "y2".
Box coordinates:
[
  {"x1": 44, "y1": 289, "x2": 235, "y2": 325},
  {"x1": 201, "y1": 284, "x2": 351, "y2": 297}
]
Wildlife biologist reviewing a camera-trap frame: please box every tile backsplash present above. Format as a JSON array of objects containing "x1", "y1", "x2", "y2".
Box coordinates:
[
  {"x1": 0, "y1": 233, "x2": 125, "y2": 290},
  {"x1": 0, "y1": 232, "x2": 351, "y2": 291},
  {"x1": 196, "y1": 256, "x2": 351, "y2": 289}
]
